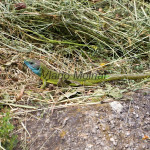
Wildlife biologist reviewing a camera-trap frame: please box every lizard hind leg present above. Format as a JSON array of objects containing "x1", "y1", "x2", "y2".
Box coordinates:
[{"x1": 57, "y1": 77, "x2": 70, "y2": 87}]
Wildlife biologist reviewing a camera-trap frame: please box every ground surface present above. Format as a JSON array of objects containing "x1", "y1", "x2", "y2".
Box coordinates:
[{"x1": 15, "y1": 88, "x2": 150, "y2": 150}]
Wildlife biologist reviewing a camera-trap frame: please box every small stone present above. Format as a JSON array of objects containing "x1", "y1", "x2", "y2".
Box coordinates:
[
  {"x1": 126, "y1": 131, "x2": 130, "y2": 136},
  {"x1": 86, "y1": 144, "x2": 93, "y2": 149},
  {"x1": 92, "y1": 127, "x2": 97, "y2": 133},
  {"x1": 110, "y1": 137, "x2": 117, "y2": 146},
  {"x1": 109, "y1": 101, "x2": 123, "y2": 113},
  {"x1": 45, "y1": 118, "x2": 50, "y2": 123},
  {"x1": 136, "y1": 114, "x2": 139, "y2": 118},
  {"x1": 125, "y1": 144, "x2": 129, "y2": 148}
]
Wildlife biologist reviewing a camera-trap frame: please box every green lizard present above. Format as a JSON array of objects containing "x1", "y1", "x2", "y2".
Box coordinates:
[{"x1": 24, "y1": 59, "x2": 150, "y2": 88}]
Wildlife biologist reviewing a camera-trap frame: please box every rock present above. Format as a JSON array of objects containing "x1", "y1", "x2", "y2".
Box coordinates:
[{"x1": 109, "y1": 101, "x2": 123, "y2": 113}]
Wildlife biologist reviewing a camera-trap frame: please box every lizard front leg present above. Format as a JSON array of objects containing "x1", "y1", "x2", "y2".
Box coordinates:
[{"x1": 40, "y1": 79, "x2": 47, "y2": 89}]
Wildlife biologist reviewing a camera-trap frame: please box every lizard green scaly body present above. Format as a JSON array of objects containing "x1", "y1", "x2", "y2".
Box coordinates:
[{"x1": 24, "y1": 59, "x2": 150, "y2": 88}]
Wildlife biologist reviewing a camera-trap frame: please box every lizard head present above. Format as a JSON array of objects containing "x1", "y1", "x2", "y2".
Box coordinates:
[{"x1": 24, "y1": 59, "x2": 41, "y2": 76}]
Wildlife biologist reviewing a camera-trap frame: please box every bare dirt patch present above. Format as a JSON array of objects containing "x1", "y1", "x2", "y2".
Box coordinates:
[{"x1": 15, "y1": 89, "x2": 150, "y2": 150}]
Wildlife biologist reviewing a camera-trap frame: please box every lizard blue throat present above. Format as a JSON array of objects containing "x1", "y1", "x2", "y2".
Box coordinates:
[{"x1": 24, "y1": 60, "x2": 41, "y2": 76}]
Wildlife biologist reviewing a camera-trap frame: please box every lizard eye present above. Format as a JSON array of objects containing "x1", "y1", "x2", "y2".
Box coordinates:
[{"x1": 30, "y1": 62, "x2": 34, "y2": 65}]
